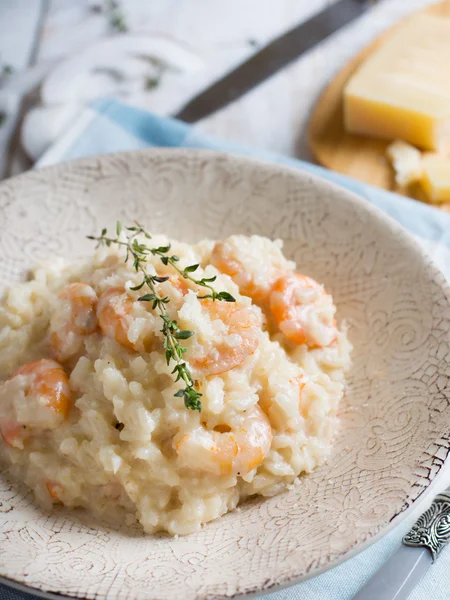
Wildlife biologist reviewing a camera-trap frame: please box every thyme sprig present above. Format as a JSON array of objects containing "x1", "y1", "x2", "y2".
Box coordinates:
[
  {"x1": 149, "y1": 246, "x2": 235, "y2": 303},
  {"x1": 88, "y1": 222, "x2": 235, "y2": 411}
]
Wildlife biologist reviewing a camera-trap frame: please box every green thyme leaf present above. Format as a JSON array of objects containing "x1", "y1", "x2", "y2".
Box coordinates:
[
  {"x1": 138, "y1": 293, "x2": 156, "y2": 302},
  {"x1": 175, "y1": 330, "x2": 194, "y2": 340},
  {"x1": 216, "y1": 291, "x2": 236, "y2": 302},
  {"x1": 184, "y1": 264, "x2": 199, "y2": 273}
]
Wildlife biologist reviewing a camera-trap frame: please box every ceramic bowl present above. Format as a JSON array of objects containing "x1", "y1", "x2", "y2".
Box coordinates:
[{"x1": 1, "y1": 149, "x2": 450, "y2": 600}]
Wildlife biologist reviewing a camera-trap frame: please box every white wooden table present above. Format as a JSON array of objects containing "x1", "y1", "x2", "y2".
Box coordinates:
[{"x1": 0, "y1": 0, "x2": 438, "y2": 179}]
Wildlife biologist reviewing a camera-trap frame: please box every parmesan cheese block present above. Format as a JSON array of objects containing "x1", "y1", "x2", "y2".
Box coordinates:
[
  {"x1": 344, "y1": 15, "x2": 450, "y2": 151},
  {"x1": 420, "y1": 155, "x2": 450, "y2": 203}
]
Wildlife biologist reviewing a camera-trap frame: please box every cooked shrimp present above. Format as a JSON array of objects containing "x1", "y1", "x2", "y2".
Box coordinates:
[
  {"x1": 168, "y1": 275, "x2": 189, "y2": 297},
  {"x1": 14, "y1": 359, "x2": 71, "y2": 419},
  {"x1": 0, "y1": 359, "x2": 71, "y2": 448},
  {"x1": 174, "y1": 405, "x2": 272, "y2": 476},
  {"x1": 46, "y1": 480, "x2": 63, "y2": 501},
  {"x1": 211, "y1": 242, "x2": 263, "y2": 300},
  {"x1": 97, "y1": 287, "x2": 156, "y2": 351},
  {"x1": 97, "y1": 287, "x2": 134, "y2": 349},
  {"x1": 159, "y1": 275, "x2": 190, "y2": 308},
  {"x1": 211, "y1": 242, "x2": 248, "y2": 285},
  {"x1": 270, "y1": 274, "x2": 337, "y2": 347},
  {"x1": 190, "y1": 299, "x2": 261, "y2": 376},
  {"x1": 210, "y1": 237, "x2": 289, "y2": 301},
  {"x1": 51, "y1": 282, "x2": 98, "y2": 361},
  {"x1": 0, "y1": 421, "x2": 28, "y2": 449}
]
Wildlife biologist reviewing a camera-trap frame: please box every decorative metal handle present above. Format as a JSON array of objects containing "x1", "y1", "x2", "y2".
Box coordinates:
[{"x1": 403, "y1": 490, "x2": 450, "y2": 561}]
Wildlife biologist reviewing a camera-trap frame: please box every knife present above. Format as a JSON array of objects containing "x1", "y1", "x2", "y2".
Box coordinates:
[
  {"x1": 352, "y1": 487, "x2": 450, "y2": 599},
  {"x1": 174, "y1": 0, "x2": 375, "y2": 123}
]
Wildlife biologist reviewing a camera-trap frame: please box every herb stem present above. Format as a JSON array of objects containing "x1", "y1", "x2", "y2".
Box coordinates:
[
  {"x1": 167, "y1": 260, "x2": 216, "y2": 299},
  {"x1": 88, "y1": 222, "x2": 235, "y2": 411},
  {"x1": 134, "y1": 259, "x2": 195, "y2": 392},
  {"x1": 149, "y1": 247, "x2": 235, "y2": 303}
]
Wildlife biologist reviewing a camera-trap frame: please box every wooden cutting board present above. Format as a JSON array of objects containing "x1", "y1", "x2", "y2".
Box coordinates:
[{"x1": 308, "y1": 0, "x2": 450, "y2": 211}]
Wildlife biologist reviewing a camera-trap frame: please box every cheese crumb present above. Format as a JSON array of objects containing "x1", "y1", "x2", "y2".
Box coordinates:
[{"x1": 386, "y1": 140, "x2": 423, "y2": 186}]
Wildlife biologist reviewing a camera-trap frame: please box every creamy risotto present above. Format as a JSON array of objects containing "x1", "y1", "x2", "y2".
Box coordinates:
[{"x1": 0, "y1": 231, "x2": 351, "y2": 535}]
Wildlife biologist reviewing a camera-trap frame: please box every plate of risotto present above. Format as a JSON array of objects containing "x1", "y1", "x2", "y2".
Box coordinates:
[{"x1": 1, "y1": 149, "x2": 450, "y2": 600}]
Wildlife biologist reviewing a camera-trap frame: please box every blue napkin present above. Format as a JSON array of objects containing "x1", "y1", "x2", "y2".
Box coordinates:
[
  {"x1": 2, "y1": 98, "x2": 450, "y2": 600},
  {"x1": 38, "y1": 99, "x2": 450, "y2": 255}
]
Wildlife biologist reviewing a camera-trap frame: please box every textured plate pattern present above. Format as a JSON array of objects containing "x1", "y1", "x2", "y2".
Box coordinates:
[{"x1": 1, "y1": 149, "x2": 450, "y2": 600}]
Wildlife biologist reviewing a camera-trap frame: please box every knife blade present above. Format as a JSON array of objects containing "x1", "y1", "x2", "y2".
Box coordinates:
[
  {"x1": 174, "y1": 0, "x2": 374, "y2": 123},
  {"x1": 352, "y1": 487, "x2": 450, "y2": 599}
]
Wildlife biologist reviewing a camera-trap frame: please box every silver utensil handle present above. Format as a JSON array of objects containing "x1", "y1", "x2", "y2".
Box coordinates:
[{"x1": 352, "y1": 545, "x2": 431, "y2": 600}]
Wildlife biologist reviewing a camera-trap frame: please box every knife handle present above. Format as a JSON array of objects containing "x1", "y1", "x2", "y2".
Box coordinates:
[{"x1": 352, "y1": 545, "x2": 431, "y2": 600}]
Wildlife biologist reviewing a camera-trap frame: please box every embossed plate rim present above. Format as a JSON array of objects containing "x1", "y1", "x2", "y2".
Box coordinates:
[
  {"x1": 1, "y1": 148, "x2": 450, "y2": 600},
  {"x1": 0, "y1": 472, "x2": 448, "y2": 600}
]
